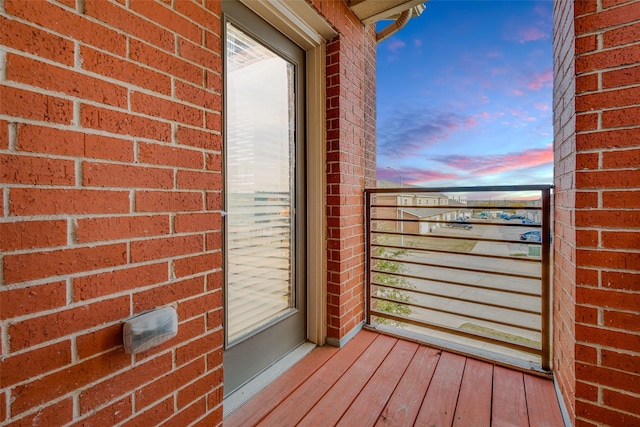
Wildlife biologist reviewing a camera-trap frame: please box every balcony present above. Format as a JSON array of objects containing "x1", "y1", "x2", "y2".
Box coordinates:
[
  {"x1": 365, "y1": 185, "x2": 553, "y2": 373},
  {"x1": 224, "y1": 330, "x2": 564, "y2": 426}
]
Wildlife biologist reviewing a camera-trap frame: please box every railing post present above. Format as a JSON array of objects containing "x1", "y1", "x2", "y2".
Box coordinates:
[
  {"x1": 541, "y1": 187, "x2": 552, "y2": 371},
  {"x1": 364, "y1": 189, "x2": 371, "y2": 326}
]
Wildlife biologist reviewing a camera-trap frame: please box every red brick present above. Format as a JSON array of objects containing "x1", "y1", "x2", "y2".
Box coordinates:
[
  {"x1": 135, "y1": 357, "x2": 205, "y2": 410},
  {"x1": 602, "y1": 231, "x2": 640, "y2": 249},
  {"x1": 176, "y1": 0, "x2": 220, "y2": 32},
  {"x1": 10, "y1": 188, "x2": 130, "y2": 216},
  {"x1": 136, "y1": 190, "x2": 204, "y2": 212},
  {"x1": 603, "y1": 106, "x2": 640, "y2": 128},
  {"x1": 602, "y1": 191, "x2": 640, "y2": 210},
  {"x1": 205, "y1": 68, "x2": 222, "y2": 92},
  {"x1": 577, "y1": 87, "x2": 640, "y2": 112},
  {"x1": 77, "y1": 215, "x2": 170, "y2": 244},
  {"x1": 604, "y1": 310, "x2": 640, "y2": 332},
  {"x1": 603, "y1": 148, "x2": 640, "y2": 169},
  {"x1": 81, "y1": 104, "x2": 172, "y2": 142},
  {"x1": 0, "y1": 85, "x2": 72, "y2": 124},
  {"x1": 5, "y1": 0, "x2": 126, "y2": 56},
  {"x1": 205, "y1": 111, "x2": 222, "y2": 131},
  {"x1": 174, "y1": 212, "x2": 220, "y2": 233},
  {"x1": 577, "y1": 45, "x2": 640, "y2": 75},
  {"x1": 83, "y1": 162, "x2": 174, "y2": 189},
  {"x1": 78, "y1": 353, "x2": 172, "y2": 414},
  {"x1": 0, "y1": 281, "x2": 66, "y2": 320},
  {"x1": 604, "y1": 388, "x2": 640, "y2": 416},
  {"x1": 0, "y1": 15, "x2": 74, "y2": 66},
  {"x1": 574, "y1": 0, "x2": 598, "y2": 15},
  {"x1": 177, "y1": 170, "x2": 220, "y2": 190},
  {"x1": 576, "y1": 381, "x2": 598, "y2": 402},
  {"x1": 194, "y1": 403, "x2": 223, "y2": 427},
  {"x1": 70, "y1": 396, "x2": 132, "y2": 427},
  {"x1": 576, "y1": 286, "x2": 640, "y2": 311},
  {"x1": 576, "y1": 248, "x2": 640, "y2": 270},
  {"x1": 160, "y1": 396, "x2": 206, "y2": 426},
  {"x1": 84, "y1": 0, "x2": 174, "y2": 52},
  {"x1": 176, "y1": 329, "x2": 222, "y2": 366},
  {"x1": 576, "y1": 2, "x2": 639, "y2": 33},
  {"x1": 133, "y1": 276, "x2": 204, "y2": 312},
  {"x1": 4, "y1": 243, "x2": 127, "y2": 285},
  {"x1": 206, "y1": 153, "x2": 222, "y2": 171},
  {"x1": 10, "y1": 398, "x2": 74, "y2": 426},
  {"x1": 74, "y1": 263, "x2": 169, "y2": 301},
  {"x1": 575, "y1": 191, "x2": 598, "y2": 208},
  {"x1": 120, "y1": 397, "x2": 173, "y2": 427},
  {"x1": 130, "y1": 234, "x2": 203, "y2": 263},
  {"x1": 205, "y1": 231, "x2": 222, "y2": 251},
  {"x1": 0, "y1": 119, "x2": 8, "y2": 150},
  {"x1": 603, "y1": 65, "x2": 640, "y2": 89},
  {"x1": 0, "y1": 220, "x2": 67, "y2": 252},
  {"x1": 576, "y1": 305, "x2": 598, "y2": 324},
  {"x1": 76, "y1": 324, "x2": 124, "y2": 359},
  {"x1": 575, "y1": 35, "x2": 598, "y2": 55},
  {"x1": 179, "y1": 37, "x2": 217, "y2": 69},
  {"x1": 602, "y1": 271, "x2": 640, "y2": 290},
  {"x1": 177, "y1": 368, "x2": 220, "y2": 409},
  {"x1": 173, "y1": 252, "x2": 221, "y2": 278},
  {"x1": 1, "y1": 153, "x2": 75, "y2": 186},
  {"x1": 175, "y1": 80, "x2": 220, "y2": 111},
  {"x1": 576, "y1": 343, "x2": 598, "y2": 364},
  {"x1": 16, "y1": 124, "x2": 134, "y2": 162},
  {"x1": 576, "y1": 210, "x2": 640, "y2": 228},
  {"x1": 139, "y1": 141, "x2": 204, "y2": 169},
  {"x1": 604, "y1": 21, "x2": 640, "y2": 48},
  {"x1": 0, "y1": 341, "x2": 71, "y2": 387},
  {"x1": 10, "y1": 349, "x2": 130, "y2": 415},
  {"x1": 205, "y1": 191, "x2": 222, "y2": 211},
  {"x1": 176, "y1": 126, "x2": 220, "y2": 150},
  {"x1": 131, "y1": 92, "x2": 203, "y2": 127},
  {"x1": 136, "y1": 316, "x2": 205, "y2": 361},
  {"x1": 177, "y1": 292, "x2": 219, "y2": 321},
  {"x1": 130, "y1": 0, "x2": 202, "y2": 43},
  {"x1": 576, "y1": 324, "x2": 640, "y2": 353},
  {"x1": 602, "y1": 348, "x2": 640, "y2": 372},
  {"x1": 130, "y1": 39, "x2": 203, "y2": 85},
  {"x1": 6, "y1": 53, "x2": 128, "y2": 108},
  {"x1": 575, "y1": 113, "x2": 598, "y2": 131},
  {"x1": 81, "y1": 46, "x2": 171, "y2": 96},
  {"x1": 576, "y1": 169, "x2": 640, "y2": 188},
  {"x1": 576, "y1": 400, "x2": 640, "y2": 427}
]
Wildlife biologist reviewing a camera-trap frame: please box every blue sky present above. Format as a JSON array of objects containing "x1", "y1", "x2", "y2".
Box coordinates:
[{"x1": 376, "y1": 0, "x2": 553, "y2": 189}]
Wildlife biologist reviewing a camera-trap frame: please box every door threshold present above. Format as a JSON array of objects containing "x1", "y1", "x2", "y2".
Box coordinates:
[{"x1": 223, "y1": 341, "x2": 316, "y2": 418}]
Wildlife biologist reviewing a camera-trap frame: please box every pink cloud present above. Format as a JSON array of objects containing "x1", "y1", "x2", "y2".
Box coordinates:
[
  {"x1": 387, "y1": 39, "x2": 406, "y2": 52},
  {"x1": 528, "y1": 69, "x2": 552, "y2": 90},
  {"x1": 432, "y1": 146, "x2": 553, "y2": 177},
  {"x1": 534, "y1": 102, "x2": 550, "y2": 111},
  {"x1": 515, "y1": 26, "x2": 549, "y2": 43},
  {"x1": 510, "y1": 89, "x2": 525, "y2": 96},
  {"x1": 377, "y1": 166, "x2": 460, "y2": 185}
]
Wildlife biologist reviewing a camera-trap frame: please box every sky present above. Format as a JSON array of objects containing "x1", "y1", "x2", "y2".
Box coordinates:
[{"x1": 376, "y1": 0, "x2": 553, "y2": 191}]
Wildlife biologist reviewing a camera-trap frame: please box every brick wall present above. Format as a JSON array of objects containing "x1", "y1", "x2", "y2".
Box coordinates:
[
  {"x1": 573, "y1": 0, "x2": 640, "y2": 425},
  {"x1": 1, "y1": 0, "x2": 376, "y2": 424},
  {"x1": 554, "y1": 0, "x2": 640, "y2": 425},
  {"x1": 319, "y1": 1, "x2": 377, "y2": 342},
  {"x1": 552, "y1": 0, "x2": 577, "y2": 422},
  {"x1": 0, "y1": 0, "x2": 224, "y2": 424}
]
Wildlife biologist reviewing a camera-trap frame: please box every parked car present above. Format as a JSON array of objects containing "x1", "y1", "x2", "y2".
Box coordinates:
[
  {"x1": 520, "y1": 231, "x2": 542, "y2": 242},
  {"x1": 449, "y1": 220, "x2": 473, "y2": 230}
]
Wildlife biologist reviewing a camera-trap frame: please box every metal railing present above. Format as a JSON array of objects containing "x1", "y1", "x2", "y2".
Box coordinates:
[{"x1": 365, "y1": 185, "x2": 552, "y2": 372}]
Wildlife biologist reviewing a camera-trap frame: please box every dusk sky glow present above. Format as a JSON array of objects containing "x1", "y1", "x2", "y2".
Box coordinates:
[{"x1": 376, "y1": 0, "x2": 553, "y2": 191}]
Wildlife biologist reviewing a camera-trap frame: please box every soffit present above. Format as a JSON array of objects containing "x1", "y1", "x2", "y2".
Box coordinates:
[{"x1": 350, "y1": 0, "x2": 426, "y2": 24}]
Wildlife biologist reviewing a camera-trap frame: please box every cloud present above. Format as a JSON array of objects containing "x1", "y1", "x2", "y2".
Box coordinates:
[
  {"x1": 414, "y1": 38, "x2": 423, "y2": 48},
  {"x1": 377, "y1": 166, "x2": 460, "y2": 184},
  {"x1": 515, "y1": 26, "x2": 549, "y2": 43},
  {"x1": 387, "y1": 38, "x2": 406, "y2": 52},
  {"x1": 431, "y1": 145, "x2": 553, "y2": 177},
  {"x1": 377, "y1": 110, "x2": 478, "y2": 159},
  {"x1": 534, "y1": 102, "x2": 550, "y2": 111},
  {"x1": 527, "y1": 69, "x2": 552, "y2": 90}
]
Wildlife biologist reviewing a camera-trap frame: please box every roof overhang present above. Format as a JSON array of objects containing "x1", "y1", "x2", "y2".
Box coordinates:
[{"x1": 350, "y1": 0, "x2": 426, "y2": 24}]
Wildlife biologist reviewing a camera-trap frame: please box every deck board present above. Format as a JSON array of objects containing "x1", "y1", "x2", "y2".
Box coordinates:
[
  {"x1": 226, "y1": 331, "x2": 564, "y2": 427},
  {"x1": 453, "y1": 358, "x2": 493, "y2": 427},
  {"x1": 256, "y1": 330, "x2": 377, "y2": 426},
  {"x1": 297, "y1": 334, "x2": 398, "y2": 426},
  {"x1": 523, "y1": 374, "x2": 565, "y2": 426},
  {"x1": 415, "y1": 352, "x2": 467, "y2": 427},
  {"x1": 337, "y1": 339, "x2": 418, "y2": 426},
  {"x1": 492, "y1": 366, "x2": 529, "y2": 426},
  {"x1": 376, "y1": 346, "x2": 441, "y2": 426}
]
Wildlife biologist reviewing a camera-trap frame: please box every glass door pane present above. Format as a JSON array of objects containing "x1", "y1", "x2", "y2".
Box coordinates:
[{"x1": 225, "y1": 23, "x2": 296, "y2": 345}]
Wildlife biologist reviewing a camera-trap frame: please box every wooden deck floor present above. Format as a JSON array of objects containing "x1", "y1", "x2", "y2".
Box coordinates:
[{"x1": 224, "y1": 330, "x2": 564, "y2": 427}]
